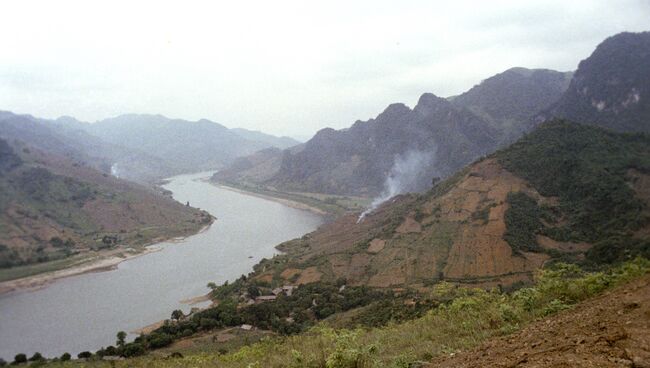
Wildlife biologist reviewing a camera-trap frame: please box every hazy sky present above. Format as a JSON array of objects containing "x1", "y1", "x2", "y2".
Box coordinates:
[{"x1": 1, "y1": 1, "x2": 648, "y2": 138}]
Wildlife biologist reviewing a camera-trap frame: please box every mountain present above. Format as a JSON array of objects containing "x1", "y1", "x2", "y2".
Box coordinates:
[
  {"x1": 78, "y1": 114, "x2": 299, "y2": 181},
  {"x1": 248, "y1": 121, "x2": 650, "y2": 289},
  {"x1": 212, "y1": 147, "x2": 286, "y2": 184},
  {"x1": 451, "y1": 67, "x2": 572, "y2": 139},
  {"x1": 0, "y1": 111, "x2": 181, "y2": 184},
  {"x1": 82, "y1": 114, "x2": 264, "y2": 175},
  {"x1": 215, "y1": 93, "x2": 500, "y2": 196},
  {"x1": 212, "y1": 66, "x2": 573, "y2": 197},
  {"x1": 538, "y1": 31, "x2": 650, "y2": 132},
  {"x1": 230, "y1": 128, "x2": 300, "y2": 149},
  {"x1": 0, "y1": 137, "x2": 210, "y2": 270}
]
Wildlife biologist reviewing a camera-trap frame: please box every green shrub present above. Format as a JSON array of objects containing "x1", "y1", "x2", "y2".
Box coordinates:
[
  {"x1": 13, "y1": 354, "x2": 27, "y2": 364},
  {"x1": 503, "y1": 192, "x2": 541, "y2": 253}
]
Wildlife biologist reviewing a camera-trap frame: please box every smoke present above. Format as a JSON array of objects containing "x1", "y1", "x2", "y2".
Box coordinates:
[
  {"x1": 110, "y1": 163, "x2": 120, "y2": 178},
  {"x1": 357, "y1": 149, "x2": 435, "y2": 223}
]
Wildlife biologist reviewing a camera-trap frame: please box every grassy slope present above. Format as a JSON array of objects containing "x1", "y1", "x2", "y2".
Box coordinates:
[{"x1": 37, "y1": 258, "x2": 650, "y2": 367}]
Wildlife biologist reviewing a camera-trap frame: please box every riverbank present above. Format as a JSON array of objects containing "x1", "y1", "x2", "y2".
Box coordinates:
[
  {"x1": 213, "y1": 184, "x2": 329, "y2": 216},
  {"x1": 0, "y1": 223, "x2": 213, "y2": 295},
  {"x1": 208, "y1": 180, "x2": 370, "y2": 217}
]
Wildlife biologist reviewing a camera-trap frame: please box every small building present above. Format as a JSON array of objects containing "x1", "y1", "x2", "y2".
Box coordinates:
[
  {"x1": 240, "y1": 324, "x2": 253, "y2": 331},
  {"x1": 282, "y1": 285, "x2": 295, "y2": 296},
  {"x1": 271, "y1": 287, "x2": 283, "y2": 296},
  {"x1": 255, "y1": 295, "x2": 277, "y2": 303}
]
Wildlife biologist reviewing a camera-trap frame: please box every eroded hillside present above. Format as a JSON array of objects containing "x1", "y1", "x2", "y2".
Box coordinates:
[{"x1": 252, "y1": 121, "x2": 650, "y2": 290}]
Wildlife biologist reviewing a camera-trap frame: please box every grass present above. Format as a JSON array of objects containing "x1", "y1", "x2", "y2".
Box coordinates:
[
  {"x1": 0, "y1": 255, "x2": 88, "y2": 282},
  {"x1": 35, "y1": 257, "x2": 650, "y2": 367}
]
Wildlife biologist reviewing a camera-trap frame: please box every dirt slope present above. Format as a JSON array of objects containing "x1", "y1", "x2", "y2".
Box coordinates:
[
  {"x1": 429, "y1": 275, "x2": 650, "y2": 367},
  {"x1": 269, "y1": 159, "x2": 561, "y2": 289}
]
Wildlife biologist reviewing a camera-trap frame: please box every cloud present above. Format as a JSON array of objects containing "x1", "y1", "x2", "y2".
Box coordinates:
[{"x1": 0, "y1": 0, "x2": 648, "y2": 137}]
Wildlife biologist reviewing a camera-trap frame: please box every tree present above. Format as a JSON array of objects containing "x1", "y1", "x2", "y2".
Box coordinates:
[
  {"x1": 0, "y1": 358, "x2": 6, "y2": 366},
  {"x1": 13, "y1": 354, "x2": 27, "y2": 364},
  {"x1": 60, "y1": 353, "x2": 71, "y2": 361},
  {"x1": 122, "y1": 343, "x2": 145, "y2": 357},
  {"x1": 207, "y1": 282, "x2": 217, "y2": 290},
  {"x1": 247, "y1": 284, "x2": 260, "y2": 298},
  {"x1": 77, "y1": 351, "x2": 92, "y2": 359},
  {"x1": 116, "y1": 331, "x2": 127, "y2": 348},
  {"x1": 49, "y1": 237, "x2": 64, "y2": 248},
  {"x1": 171, "y1": 309, "x2": 184, "y2": 321},
  {"x1": 28, "y1": 352, "x2": 43, "y2": 361}
]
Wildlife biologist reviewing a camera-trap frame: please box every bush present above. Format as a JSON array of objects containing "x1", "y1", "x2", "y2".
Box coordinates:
[
  {"x1": 503, "y1": 192, "x2": 541, "y2": 253},
  {"x1": 28, "y1": 352, "x2": 43, "y2": 361},
  {"x1": 59, "y1": 353, "x2": 71, "y2": 361},
  {"x1": 122, "y1": 343, "x2": 145, "y2": 357},
  {"x1": 148, "y1": 333, "x2": 173, "y2": 349},
  {"x1": 77, "y1": 351, "x2": 92, "y2": 359},
  {"x1": 13, "y1": 354, "x2": 27, "y2": 365}
]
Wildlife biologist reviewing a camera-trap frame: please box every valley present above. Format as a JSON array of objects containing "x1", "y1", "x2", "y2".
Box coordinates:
[
  {"x1": 0, "y1": 171, "x2": 323, "y2": 359},
  {"x1": 0, "y1": 22, "x2": 649, "y2": 368}
]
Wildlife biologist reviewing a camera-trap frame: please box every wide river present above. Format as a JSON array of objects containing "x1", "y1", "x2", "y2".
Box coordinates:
[{"x1": 0, "y1": 172, "x2": 323, "y2": 360}]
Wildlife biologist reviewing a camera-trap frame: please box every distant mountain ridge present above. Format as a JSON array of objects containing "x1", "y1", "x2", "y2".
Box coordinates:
[
  {"x1": 79, "y1": 114, "x2": 295, "y2": 180},
  {"x1": 269, "y1": 94, "x2": 499, "y2": 196},
  {"x1": 1, "y1": 111, "x2": 179, "y2": 184},
  {"x1": 452, "y1": 67, "x2": 573, "y2": 139},
  {"x1": 1, "y1": 110, "x2": 298, "y2": 184},
  {"x1": 213, "y1": 67, "x2": 572, "y2": 196},
  {"x1": 230, "y1": 128, "x2": 300, "y2": 149},
  {"x1": 213, "y1": 31, "x2": 650, "y2": 198}
]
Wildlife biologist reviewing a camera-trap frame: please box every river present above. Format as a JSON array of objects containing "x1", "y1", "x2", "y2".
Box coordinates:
[{"x1": 0, "y1": 172, "x2": 323, "y2": 360}]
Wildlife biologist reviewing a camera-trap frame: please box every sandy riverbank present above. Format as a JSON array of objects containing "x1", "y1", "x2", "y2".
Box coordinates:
[
  {"x1": 0, "y1": 223, "x2": 213, "y2": 296},
  {"x1": 211, "y1": 183, "x2": 329, "y2": 216}
]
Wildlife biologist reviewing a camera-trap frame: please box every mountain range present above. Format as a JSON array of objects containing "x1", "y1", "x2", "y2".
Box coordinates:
[
  {"x1": 1, "y1": 111, "x2": 298, "y2": 184},
  {"x1": 213, "y1": 31, "x2": 650, "y2": 198}
]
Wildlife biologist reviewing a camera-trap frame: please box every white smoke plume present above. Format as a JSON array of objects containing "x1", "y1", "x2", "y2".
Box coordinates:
[
  {"x1": 357, "y1": 149, "x2": 434, "y2": 223},
  {"x1": 110, "y1": 163, "x2": 120, "y2": 178}
]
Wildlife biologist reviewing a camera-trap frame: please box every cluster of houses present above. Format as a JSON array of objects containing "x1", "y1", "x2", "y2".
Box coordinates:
[{"x1": 239, "y1": 285, "x2": 296, "y2": 306}]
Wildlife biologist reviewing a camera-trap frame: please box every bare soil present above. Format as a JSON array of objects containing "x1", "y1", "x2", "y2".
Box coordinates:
[{"x1": 429, "y1": 275, "x2": 650, "y2": 367}]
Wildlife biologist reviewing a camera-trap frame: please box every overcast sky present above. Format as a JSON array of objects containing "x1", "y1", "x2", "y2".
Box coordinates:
[{"x1": 1, "y1": 0, "x2": 648, "y2": 138}]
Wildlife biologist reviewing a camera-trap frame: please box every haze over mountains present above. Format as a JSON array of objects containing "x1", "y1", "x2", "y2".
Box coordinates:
[
  {"x1": 213, "y1": 31, "x2": 650, "y2": 198},
  {"x1": 0, "y1": 111, "x2": 298, "y2": 270},
  {"x1": 1, "y1": 112, "x2": 299, "y2": 184}
]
